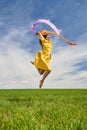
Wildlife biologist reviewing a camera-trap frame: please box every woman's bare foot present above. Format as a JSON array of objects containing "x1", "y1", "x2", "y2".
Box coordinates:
[
  {"x1": 39, "y1": 80, "x2": 44, "y2": 88},
  {"x1": 30, "y1": 61, "x2": 34, "y2": 65}
]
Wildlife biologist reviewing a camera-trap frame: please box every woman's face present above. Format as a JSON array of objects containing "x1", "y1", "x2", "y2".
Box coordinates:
[{"x1": 46, "y1": 36, "x2": 51, "y2": 41}]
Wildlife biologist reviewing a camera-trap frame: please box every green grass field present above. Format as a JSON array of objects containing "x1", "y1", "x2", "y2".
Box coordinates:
[{"x1": 0, "y1": 89, "x2": 87, "y2": 130}]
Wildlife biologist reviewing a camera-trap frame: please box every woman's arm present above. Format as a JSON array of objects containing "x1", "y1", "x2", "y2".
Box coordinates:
[
  {"x1": 47, "y1": 31, "x2": 56, "y2": 35},
  {"x1": 47, "y1": 31, "x2": 77, "y2": 46},
  {"x1": 57, "y1": 34, "x2": 77, "y2": 46}
]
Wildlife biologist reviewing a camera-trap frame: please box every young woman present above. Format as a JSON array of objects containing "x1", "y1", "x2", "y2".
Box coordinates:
[{"x1": 31, "y1": 30, "x2": 77, "y2": 88}]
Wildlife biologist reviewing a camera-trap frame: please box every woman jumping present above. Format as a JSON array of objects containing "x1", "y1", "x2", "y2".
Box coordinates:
[{"x1": 31, "y1": 30, "x2": 77, "y2": 88}]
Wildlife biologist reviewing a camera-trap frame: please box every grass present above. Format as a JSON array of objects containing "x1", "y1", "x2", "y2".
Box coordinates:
[{"x1": 0, "y1": 89, "x2": 87, "y2": 130}]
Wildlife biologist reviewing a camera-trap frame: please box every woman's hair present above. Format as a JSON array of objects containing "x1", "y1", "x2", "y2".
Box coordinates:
[
  {"x1": 43, "y1": 35, "x2": 47, "y2": 38},
  {"x1": 39, "y1": 35, "x2": 47, "y2": 48}
]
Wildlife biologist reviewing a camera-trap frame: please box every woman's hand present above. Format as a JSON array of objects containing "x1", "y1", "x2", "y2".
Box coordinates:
[
  {"x1": 36, "y1": 32, "x2": 39, "y2": 35},
  {"x1": 67, "y1": 41, "x2": 77, "y2": 46}
]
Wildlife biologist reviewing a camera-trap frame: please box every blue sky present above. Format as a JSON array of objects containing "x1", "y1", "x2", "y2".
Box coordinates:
[{"x1": 0, "y1": 0, "x2": 87, "y2": 89}]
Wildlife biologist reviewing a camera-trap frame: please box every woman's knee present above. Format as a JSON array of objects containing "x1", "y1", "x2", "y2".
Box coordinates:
[
  {"x1": 39, "y1": 69, "x2": 45, "y2": 75},
  {"x1": 49, "y1": 70, "x2": 51, "y2": 73},
  {"x1": 40, "y1": 70, "x2": 45, "y2": 75}
]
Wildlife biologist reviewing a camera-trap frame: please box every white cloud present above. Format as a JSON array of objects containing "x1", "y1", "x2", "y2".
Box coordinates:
[
  {"x1": 0, "y1": 28, "x2": 39, "y2": 89},
  {"x1": 0, "y1": 27, "x2": 87, "y2": 89}
]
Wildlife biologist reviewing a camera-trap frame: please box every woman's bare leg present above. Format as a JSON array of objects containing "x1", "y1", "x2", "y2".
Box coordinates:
[
  {"x1": 39, "y1": 70, "x2": 51, "y2": 88},
  {"x1": 30, "y1": 61, "x2": 51, "y2": 88},
  {"x1": 30, "y1": 61, "x2": 45, "y2": 75}
]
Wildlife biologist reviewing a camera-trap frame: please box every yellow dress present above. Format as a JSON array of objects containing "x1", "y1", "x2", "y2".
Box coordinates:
[{"x1": 34, "y1": 36, "x2": 52, "y2": 70}]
